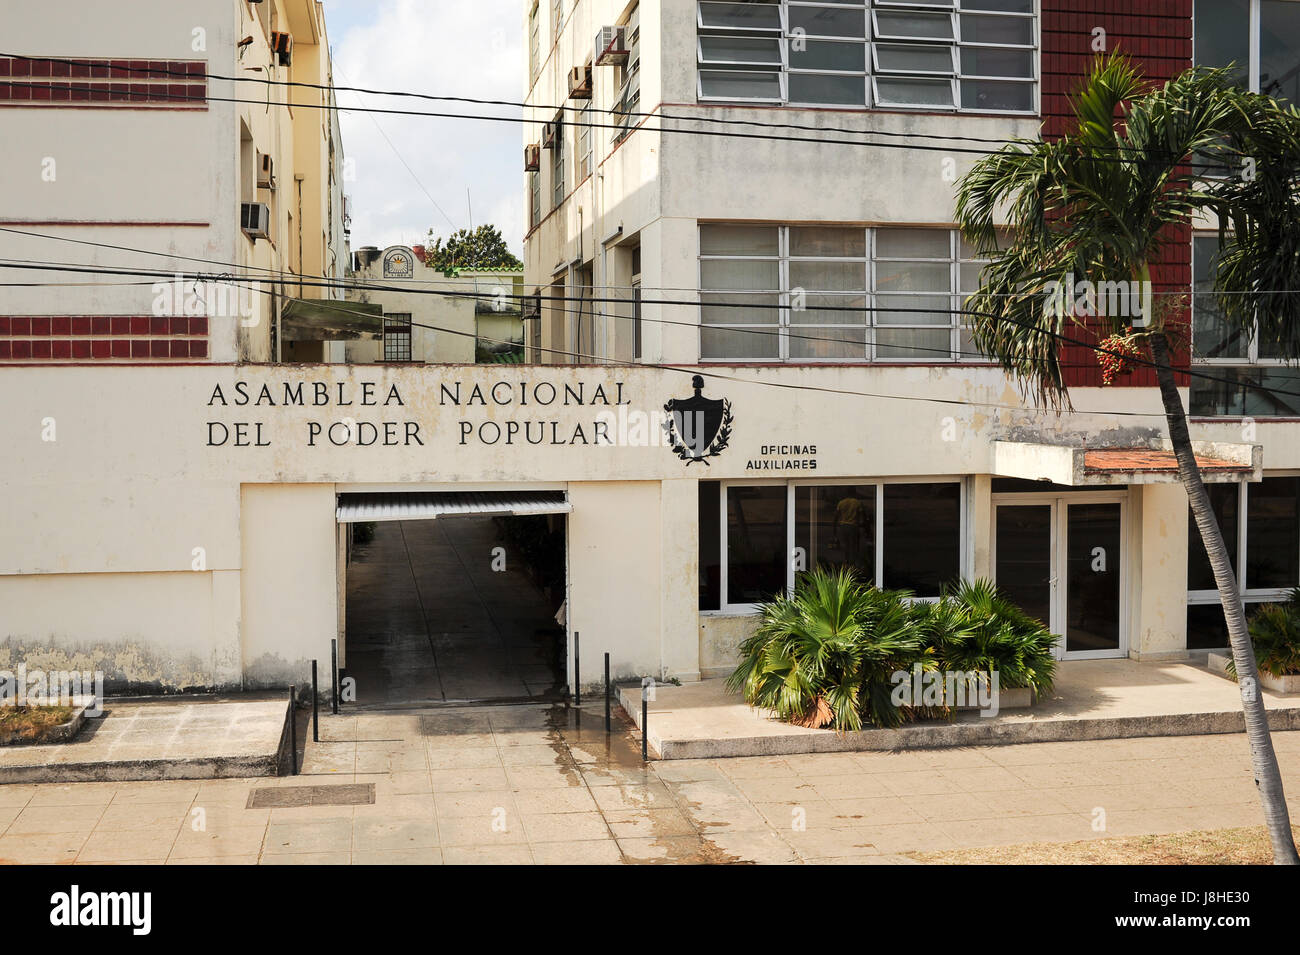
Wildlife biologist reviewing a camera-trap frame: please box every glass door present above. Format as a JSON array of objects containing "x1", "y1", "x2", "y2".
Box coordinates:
[
  {"x1": 993, "y1": 504, "x2": 1055, "y2": 630},
  {"x1": 1063, "y1": 501, "x2": 1123, "y2": 655},
  {"x1": 993, "y1": 494, "x2": 1126, "y2": 660}
]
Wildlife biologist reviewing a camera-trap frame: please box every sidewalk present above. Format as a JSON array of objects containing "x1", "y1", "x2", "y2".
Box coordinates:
[{"x1": 1, "y1": 701, "x2": 1296, "y2": 864}]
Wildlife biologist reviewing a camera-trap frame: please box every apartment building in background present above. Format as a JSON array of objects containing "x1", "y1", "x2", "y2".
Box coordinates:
[{"x1": 0, "y1": 0, "x2": 350, "y2": 365}]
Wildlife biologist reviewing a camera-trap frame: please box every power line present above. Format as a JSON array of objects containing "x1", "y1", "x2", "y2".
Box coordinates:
[
  {"x1": 0, "y1": 74, "x2": 1240, "y2": 169},
  {"x1": 4, "y1": 249, "x2": 1298, "y2": 404},
  {"x1": 221, "y1": 280, "x2": 1182, "y2": 419},
  {"x1": 0, "y1": 52, "x2": 1036, "y2": 148}
]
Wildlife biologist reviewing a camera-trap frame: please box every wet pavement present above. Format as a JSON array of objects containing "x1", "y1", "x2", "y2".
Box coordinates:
[
  {"x1": 1, "y1": 701, "x2": 1296, "y2": 864},
  {"x1": 343, "y1": 518, "x2": 565, "y2": 704}
]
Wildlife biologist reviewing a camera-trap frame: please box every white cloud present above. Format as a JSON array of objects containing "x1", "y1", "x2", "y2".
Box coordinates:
[{"x1": 325, "y1": 0, "x2": 524, "y2": 257}]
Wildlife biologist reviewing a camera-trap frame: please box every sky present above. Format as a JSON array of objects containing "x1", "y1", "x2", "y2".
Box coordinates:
[{"x1": 322, "y1": 0, "x2": 524, "y2": 257}]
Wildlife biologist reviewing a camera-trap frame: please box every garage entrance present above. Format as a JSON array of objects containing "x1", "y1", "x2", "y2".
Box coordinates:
[{"x1": 338, "y1": 491, "x2": 569, "y2": 705}]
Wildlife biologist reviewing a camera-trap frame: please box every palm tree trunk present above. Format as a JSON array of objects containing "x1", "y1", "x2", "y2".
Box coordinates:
[{"x1": 1150, "y1": 331, "x2": 1298, "y2": 864}]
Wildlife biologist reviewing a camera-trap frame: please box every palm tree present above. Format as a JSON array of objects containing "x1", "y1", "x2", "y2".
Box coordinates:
[{"x1": 956, "y1": 54, "x2": 1300, "y2": 864}]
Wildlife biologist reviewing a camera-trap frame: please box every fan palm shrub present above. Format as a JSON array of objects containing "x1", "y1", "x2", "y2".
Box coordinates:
[
  {"x1": 917, "y1": 579, "x2": 1057, "y2": 700},
  {"x1": 1227, "y1": 591, "x2": 1300, "y2": 680},
  {"x1": 726, "y1": 567, "x2": 927, "y2": 730}
]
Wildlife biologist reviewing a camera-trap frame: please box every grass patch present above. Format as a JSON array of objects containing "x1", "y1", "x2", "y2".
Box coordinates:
[
  {"x1": 0, "y1": 705, "x2": 76, "y2": 742},
  {"x1": 905, "y1": 826, "x2": 1300, "y2": 865}
]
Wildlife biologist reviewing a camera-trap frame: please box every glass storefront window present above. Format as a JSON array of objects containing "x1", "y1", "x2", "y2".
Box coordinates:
[{"x1": 795, "y1": 484, "x2": 876, "y2": 584}]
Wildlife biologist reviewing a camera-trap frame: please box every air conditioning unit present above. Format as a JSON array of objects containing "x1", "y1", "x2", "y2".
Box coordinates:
[
  {"x1": 241, "y1": 201, "x2": 271, "y2": 240},
  {"x1": 568, "y1": 64, "x2": 592, "y2": 99},
  {"x1": 524, "y1": 144, "x2": 541, "y2": 171},
  {"x1": 594, "y1": 26, "x2": 627, "y2": 66},
  {"x1": 270, "y1": 30, "x2": 293, "y2": 66},
  {"x1": 256, "y1": 151, "x2": 274, "y2": 189},
  {"x1": 542, "y1": 121, "x2": 557, "y2": 148}
]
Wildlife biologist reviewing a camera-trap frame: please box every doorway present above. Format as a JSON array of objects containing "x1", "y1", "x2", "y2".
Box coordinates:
[
  {"x1": 992, "y1": 492, "x2": 1127, "y2": 659},
  {"x1": 340, "y1": 500, "x2": 568, "y2": 705}
]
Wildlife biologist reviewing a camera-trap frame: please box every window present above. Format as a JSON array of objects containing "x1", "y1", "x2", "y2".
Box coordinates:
[
  {"x1": 698, "y1": 223, "x2": 993, "y2": 361},
  {"x1": 614, "y1": 5, "x2": 641, "y2": 142},
  {"x1": 552, "y1": 0, "x2": 564, "y2": 40},
  {"x1": 695, "y1": 0, "x2": 1036, "y2": 112},
  {"x1": 529, "y1": 4, "x2": 541, "y2": 81},
  {"x1": 632, "y1": 245, "x2": 643, "y2": 360},
  {"x1": 529, "y1": 170, "x2": 541, "y2": 229},
  {"x1": 701, "y1": 479, "x2": 965, "y2": 611},
  {"x1": 1195, "y1": 0, "x2": 1300, "y2": 104},
  {"x1": 1187, "y1": 476, "x2": 1300, "y2": 648},
  {"x1": 577, "y1": 104, "x2": 592, "y2": 180},
  {"x1": 1189, "y1": 234, "x2": 1300, "y2": 415},
  {"x1": 551, "y1": 116, "x2": 565, "y2": 207},
  {"x1": 383, "y1": 313, "x2": 412, "y2": 361}
]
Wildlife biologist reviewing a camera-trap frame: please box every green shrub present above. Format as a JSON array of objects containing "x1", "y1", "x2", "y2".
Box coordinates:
[
  {"x1": 728, "y1": 571, "x2": 1057, "y2": 730},
  {"x1": 1228, "y1": 591, "x2": 1300, "y2": 679},
  {"x1": 725, "y1": 567, "x2": 927, "y2": 731},
  {"x1": 918, "y1": 579, "x2": 1057, "y2": 698}
]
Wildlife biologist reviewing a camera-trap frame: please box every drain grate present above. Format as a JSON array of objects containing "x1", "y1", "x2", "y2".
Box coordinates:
[{"x1": 246, "y1": 783, "x2": 375, "y2": 809}]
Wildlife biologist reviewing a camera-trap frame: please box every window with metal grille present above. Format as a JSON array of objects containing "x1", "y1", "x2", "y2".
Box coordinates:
[{"x1": 383, "y1": 312, "x2": 412, "y2": 361}]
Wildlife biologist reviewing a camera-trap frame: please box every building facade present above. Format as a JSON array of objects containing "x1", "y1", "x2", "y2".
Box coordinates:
[
  {"x1": 521, "y1": 0, "x2": 1300, "y2": 672},
  {"x1": 344, "y1": 245, "x2": 525, "y2": 364},
  {"x1": 0, "y1": 0, "x2": 350, "y2": 365},
  {"x1": 1, "y1": 1, "x2": 1298, "y2": 698}
]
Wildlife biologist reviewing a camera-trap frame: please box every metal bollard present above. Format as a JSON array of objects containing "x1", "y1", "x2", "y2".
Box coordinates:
[
  {"x1": 640, "y1": 676, "x2": 652, "y2": 762},
  {"x1": 331, "y1": 638, "x2": 339, "y2": 714},
  {"x1": 604, "y1": 652, "x2": 611, "y2": 733},
  {"x1": 574, "y1": 631, "x2": 580, "y2": 707},
  {"x1": 288, "y1": 684, "x2": 298, "y2": 775},
  {"x1": 311, "y1": 660, "x2": 319, "y2": 743}
]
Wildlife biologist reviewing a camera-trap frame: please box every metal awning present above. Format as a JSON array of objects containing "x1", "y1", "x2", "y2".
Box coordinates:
[
  {"x1": 281, "y1": 298, "x2": 383, "y2": 341},
  {"x1": 337, "y1": 490, "x2": 570, "y2": 523}
]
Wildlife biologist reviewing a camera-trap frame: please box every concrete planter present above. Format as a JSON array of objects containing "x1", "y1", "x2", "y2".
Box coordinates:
[
  {"x1": 955, "y1": 686, "x2": 1035, "y2": 711},
  {"x1": 0, "y1": 700, "x2": 92, "y2": 746},
  {"x1": 1207, "y1": 652, "x2": 1300, "y2": 694}
]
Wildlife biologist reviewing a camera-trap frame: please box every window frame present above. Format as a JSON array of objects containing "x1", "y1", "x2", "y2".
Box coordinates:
[
  {"x1": 1187, "y1": 472, "x2": 1300, "y2": 610},
  {"x1": 614, "y1": 5, "x2": 643, "y2": 142},
  {"x1": 694, "y1": 0, "x2": 1039, "y2": 114},
  {"x1": 711, "y1": 476, "x2": 969, "y2": 614},
  {"x1": 697, "y1": 223, "x2": 994, "y2": 363},
  {"x1": 1194, "y1": 0, "x2": 1300, "y2": 101},
  {"x1": 382, "y1": 312, "x2": 413, "y2": 362}
]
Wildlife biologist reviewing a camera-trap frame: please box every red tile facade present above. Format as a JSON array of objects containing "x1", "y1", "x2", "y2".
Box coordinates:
[
  {"x1": 0, "y1": 57, "x2": 207, "y2": 108},
  {"x1": 0, "y1": 316, "x2": 208, "y2": 362},
  {"x1": 1042, "y1": 0, "x2": 1194, "y2": 388}
]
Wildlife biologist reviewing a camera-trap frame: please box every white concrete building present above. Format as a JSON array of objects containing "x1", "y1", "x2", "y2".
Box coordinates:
[{"x1": 1, "y1": 0, "x2": 1299, "y2": 701}]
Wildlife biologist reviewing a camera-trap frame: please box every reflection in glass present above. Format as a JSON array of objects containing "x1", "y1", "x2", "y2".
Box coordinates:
[
  {"x1": 726, "y1": 485, "x2": 786, "y2": 604},
  {"x1": 796, "y1": 485, "x2": 876, "y2": 584},
  {"x1": 995, "y1": 505, "x2": 1053, "y2": 629}
]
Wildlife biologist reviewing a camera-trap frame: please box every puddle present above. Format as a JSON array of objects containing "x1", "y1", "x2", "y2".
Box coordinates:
[{"x1": 542, "y1": 703, "x2": 747, "y2": 864}]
